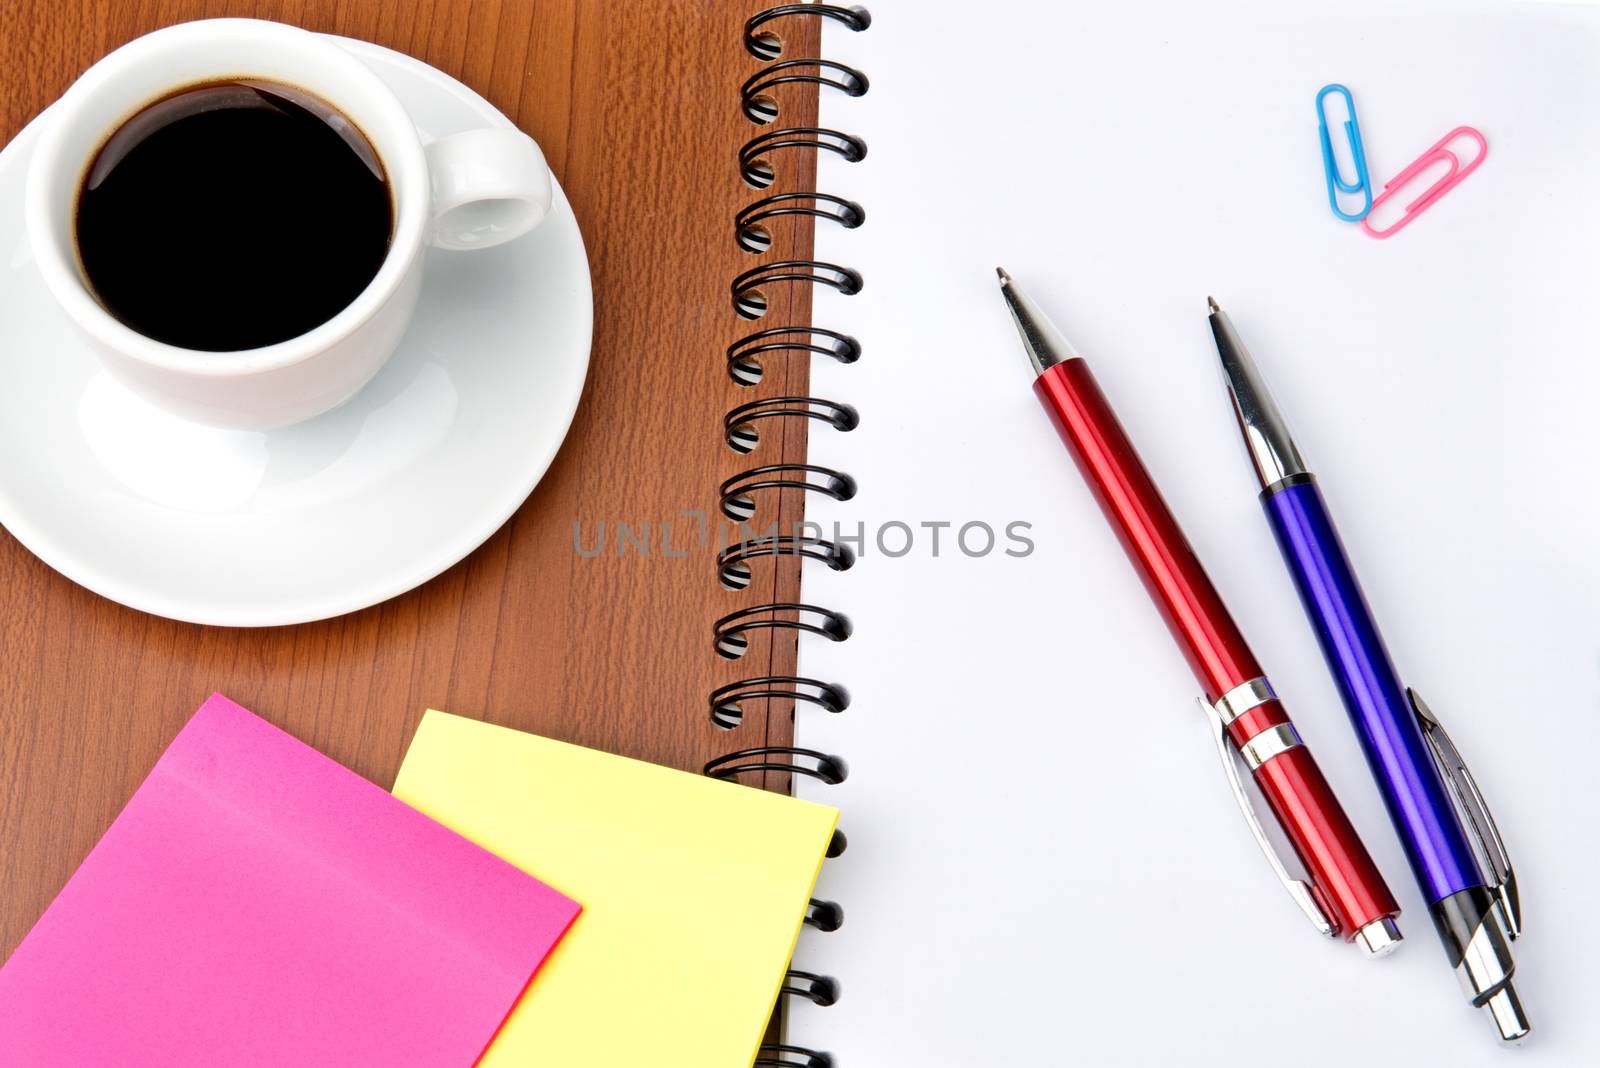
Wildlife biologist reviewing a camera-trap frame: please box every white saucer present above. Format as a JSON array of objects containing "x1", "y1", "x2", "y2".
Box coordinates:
[{"x1": 0, "y1": 38, "x2": 591, "y2": 626}]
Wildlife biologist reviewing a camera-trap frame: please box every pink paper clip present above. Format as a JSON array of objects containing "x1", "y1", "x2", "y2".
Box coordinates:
[{"x1": 1361, "y1": 126, "x2": 1487, "y2": 239}]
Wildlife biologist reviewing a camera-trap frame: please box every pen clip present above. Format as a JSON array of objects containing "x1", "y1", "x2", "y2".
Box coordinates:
[
  {"x1": 1197, "y1": 697, "x2": 1338, "y2": 938},
  {"x1": 1409, "y1": 688, "x2": 1521, "y2": 939}
]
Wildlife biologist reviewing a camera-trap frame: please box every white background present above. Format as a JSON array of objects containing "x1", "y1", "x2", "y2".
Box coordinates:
[{"x1": 785, "y1": 1, "x2": 1600, "y2": 1063}]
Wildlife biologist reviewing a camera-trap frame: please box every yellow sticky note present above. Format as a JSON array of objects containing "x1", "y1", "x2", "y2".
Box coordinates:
[{"x1": 392, "y1": 710, "x2": 839, "y2": 1068}]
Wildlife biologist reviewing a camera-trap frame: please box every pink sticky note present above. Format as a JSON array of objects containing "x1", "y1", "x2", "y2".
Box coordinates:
[{"x1": 0, "y1": 694, "x2": 580, "y2": 1066}]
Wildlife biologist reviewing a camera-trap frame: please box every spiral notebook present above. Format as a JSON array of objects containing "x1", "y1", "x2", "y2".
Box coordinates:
[
  {"x1": 0, "y1": 0, "x2": 831, "y2": 978},
  {"x1": 736, "y1": 1, "x2": 1600, "y2": 1064}
]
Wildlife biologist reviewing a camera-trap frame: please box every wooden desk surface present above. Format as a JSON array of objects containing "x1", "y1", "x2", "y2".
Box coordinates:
[{"x1": 0, "y1": 0, "x2": 818, "y2": 958}]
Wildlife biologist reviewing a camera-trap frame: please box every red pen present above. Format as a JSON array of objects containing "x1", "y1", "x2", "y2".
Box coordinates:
[{"x1": 998, "y1": 269, "x2": 1402, "y2": 953}]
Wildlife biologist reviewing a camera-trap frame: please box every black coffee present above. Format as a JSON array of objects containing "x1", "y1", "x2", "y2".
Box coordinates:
[{"x1": 76, "y1": 80, "x2": 392, "y2": 351}]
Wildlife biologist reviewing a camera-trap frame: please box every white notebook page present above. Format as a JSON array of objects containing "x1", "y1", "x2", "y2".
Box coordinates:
[{"x1": 787, "y1": 1, "x2": 1600, "y2": 1064}]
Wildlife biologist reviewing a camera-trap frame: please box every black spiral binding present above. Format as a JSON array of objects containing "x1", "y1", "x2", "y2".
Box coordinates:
[
  {"x1": 705, "y1": 745, "x2": 848, "y2": 785},
  {"x1": 741, "y1": 60, "x2": 869, "y2": 123},
  {"x1": 727, "y1": 327, "x2": 861, "y2": 387},
  {"x1": 714, "y1": 603, "x2": 853, "y2": 659},
  {"x1": 782, "y1": 969, "x2": 842, "y2": 1007},
  {"x1": 711, "y1": 7, "x2": 870, "y2": 1064},
  {"x1": 740, "y1": 130, "x2": 867, "y2": 190},
  {"x1": 717, "y1": 535, "x2": 855, "y2": 591},
  {"x1": 732, "y1": 260, "x2": 863, "y2": 318},
  {"x1": 709, "y1": 675, "x2": 850, "y2": 730},
  {"x1": 724, "y1": 395, "x2": 859, "y2": 454},
  {"x1": 736, "y1": 193, "x2": 864, "y2": 254},
  {"x1": 744, "y1": 4, "x2": 871, "y2": 60},
  {"x1": 719, "y1": 464, "x2": 857, "y2": 522},
  {"x1": 755, "y1": 1045, "x2": 835, "y2": 1068}
]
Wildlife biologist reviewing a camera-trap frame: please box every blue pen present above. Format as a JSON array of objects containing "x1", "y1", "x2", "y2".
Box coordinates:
[{"x1": 1205, "y1": 299, "x2": 1529, "y2": 1042}]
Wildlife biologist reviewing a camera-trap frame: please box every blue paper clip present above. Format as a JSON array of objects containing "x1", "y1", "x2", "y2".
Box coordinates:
[{"x1": 1317, "y1": 84, "x2": 1372, "y2": 222}]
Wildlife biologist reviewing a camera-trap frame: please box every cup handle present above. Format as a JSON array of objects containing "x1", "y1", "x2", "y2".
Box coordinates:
[{"x1": 422, "y1": 127, "x2": 553, "y2": 250}]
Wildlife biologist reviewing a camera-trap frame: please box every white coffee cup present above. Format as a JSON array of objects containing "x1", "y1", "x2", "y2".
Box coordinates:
[{"x1": 26, "y1": 18, "x2": 553, "y2": 429}]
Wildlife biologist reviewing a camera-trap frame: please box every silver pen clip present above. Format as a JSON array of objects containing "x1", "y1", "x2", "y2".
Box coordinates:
[
  {"x1": 1408, "y1": 688, "x2": 1521, "y2": 939},
  {"x1": 1197, "y1": 697, "x2": 1337, "y2": 938}
]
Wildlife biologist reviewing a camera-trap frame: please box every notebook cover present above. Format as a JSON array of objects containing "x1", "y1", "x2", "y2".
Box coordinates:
[
  {"x1": 0, "y1": 694, "x2": 581, "y2": 1066},
  {"x1": 0, "y1": 0, "x2": 819, "y2": 957},
  {"x1": 392, "y1": 709, "x2": 839, "y2": 1067}
]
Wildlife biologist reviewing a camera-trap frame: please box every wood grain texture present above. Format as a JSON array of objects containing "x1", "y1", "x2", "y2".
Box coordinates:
[{"x1": 0, "y1": 0, "x2": 826, "y2": 961}]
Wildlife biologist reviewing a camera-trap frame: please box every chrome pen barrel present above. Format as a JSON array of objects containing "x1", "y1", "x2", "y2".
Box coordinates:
[
  {"x1": 1431, "y1": 886, "x2": 1530, "y2": 1042},
  {"x1": 1354, "y1": 915, "x2": 1403, "y2": 957}
]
